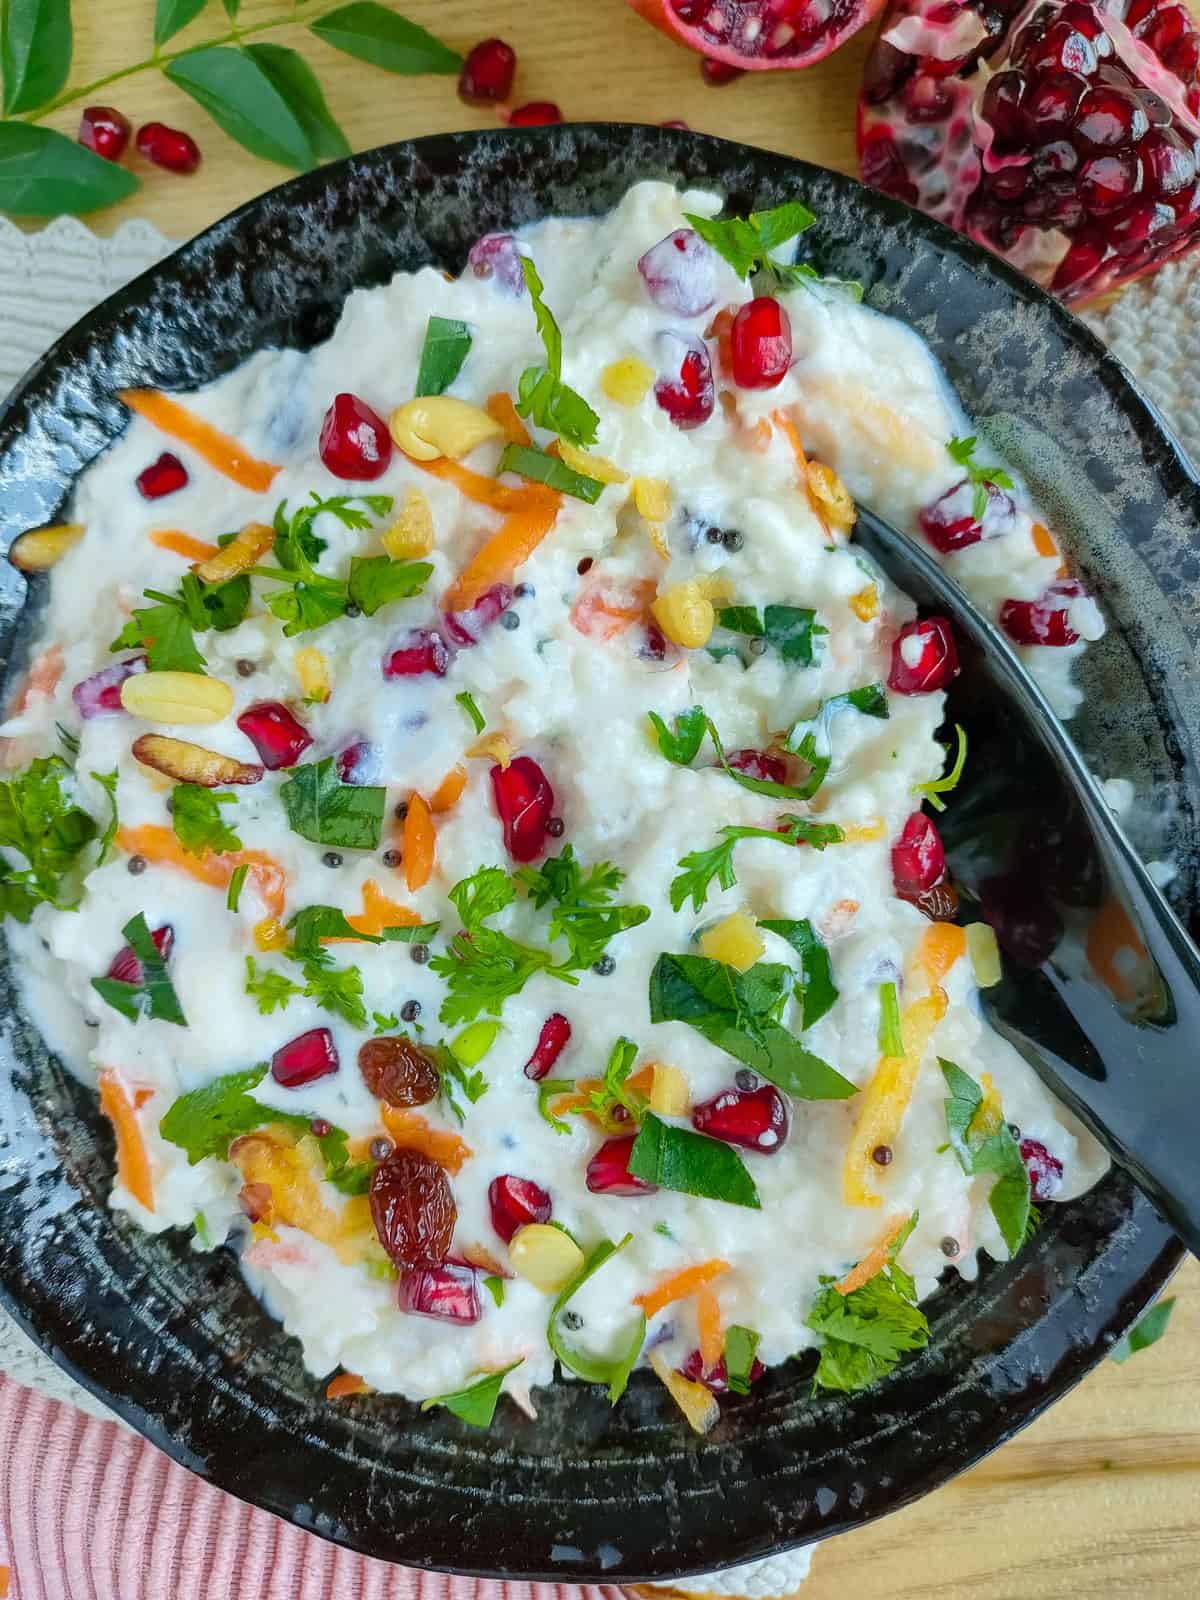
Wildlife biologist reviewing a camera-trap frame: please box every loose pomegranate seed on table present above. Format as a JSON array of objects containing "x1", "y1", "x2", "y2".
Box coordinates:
[
  {"x1": 382, "y1": 627, "x2": 450, "y2": 679},
  {"x1": 888, "y1": 615, "x2": 959, "y2": 693},
  {"x1": 508, "y1": 102, "x2": 563, "y2": 126},
  {"x1": 318, "y1": 392, "x2": 392, "y2": 480},
  {"x1": 78, "y1": 106, "x2": 131, "y2": 162},
  {"x1": 106, "y1": 924, "x2": 173, "y2": 986},
  {"x1": 135, "y1": 452, "x2": 188, "y2": 500},
  {"x1": 491, "y1": 755, "x2": 555, "y2": 862},
  {"x1": 586, "y1": 1135, "x2": 658, "y2": 1195},
  {"x1": 692, "y1": 1083, "x2": 789, "y2": 1152},
  {"x1": 654, "y1": 330, "x2": 715, "y2": 428},
  {"x1": 892, "y1": 811, "x2": 947, "y2": 899},
  {"x1": 136, "y1": 121, "x2": 201, "y2": 175},
  {"x1": 397, "y1": 1260, "x2": 482, "y2": 1323},
  {"x1": 488, "y1": 1175, "x2": 553, "y2": 1242},
  {"x1": 236, "y1": 702, "x2": 313, "y2": 769},
  {"x1": 271, "y1": 1028, "x2": 339, "y2": 1089},
  {"x1": 730, "y1": 297, "x2": 793, "y2": 389},
  {"x1": 458, "y1": 37, "x2": 517, "y2": 104},
  {"x1": 524, "y1": 1013, "x2": 572, "y2": 1080},
  {"x1": 700, "y1": 58, "x2": 745, "y2": 85}
]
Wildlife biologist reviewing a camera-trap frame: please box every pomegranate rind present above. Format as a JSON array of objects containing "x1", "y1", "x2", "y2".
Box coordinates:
[{"x1": 627, "y1": 0, "x2": 890, "y2": 71}]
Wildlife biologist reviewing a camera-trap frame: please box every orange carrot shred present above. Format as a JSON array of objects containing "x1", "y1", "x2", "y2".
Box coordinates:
[
  {"x1": 1031, "y1": 521, "x2": 1059, "y2": 559},
  {"x1": 417, "y1": 454, "x2": 557, "y2": 515},
  {"x1": 339, "y1": 879, "x2": 422, "y2": 939},
  {"x1": 10, "y1": 643, "x2": 65, "y2": 718},
  {"x1": 913, "y1": 922, "x2": 967, "y2": 989},
  {"x1": 403, "y1": 792, "x2": 435, "y2": 892},
  {"x1": 379, "y1": 1106, "x2": 471, "y2": 1174},
  {"x1": 836, "y1": 1215, "x2": 911, "y2": 1296},
  {"x1": 115, "y1": 824, "x2": 287, "y2": 919},
  {"x1": 486, "y1": 392, "x2": 532, "y2": 448},
  {"x1": 695, "y1": 1283, "x2": 724, "y2": 1373},
  {"x1": 98, "y1": 1067, "x2": 154, "y2": 1211},
  {"x1": 119, "y1": 389, "x2": 281, "y2": 493},
  {"x1": 442, "y1": 496, "x2": 561, "y2": 612},
  {"x1": 149, "y1": 528, "x2": 219, "y2": 562},
  {"x1": 569, "y1": 575, "x2": 657, "y2": 641},
  {"x1": 429, "y1": 763, "x2": 468, "y2": 814},
  {"x1": 326, "y1": 1372, "x2": 370, "y2": 1399},
  {"x1": 635, "y1": 1259, "x2": 730, "y2": 1319}
]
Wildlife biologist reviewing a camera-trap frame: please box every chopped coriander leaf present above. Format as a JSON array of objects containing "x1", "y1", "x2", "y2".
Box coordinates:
[
  {"x1": 414, "y1": 315, "x2": 473, "y2": 397},
  {"x1": 160, "y1": 1064, "x2": 273, "y2": 1163},
  {"x1": 749, "y1": 200, "x2": 818, "y2": 251},
  {"x1": 226, "y1": 862, "x2": 249, "y2": 912},
  {"x1": 449, "y1": 864, "x2": 514, "y2": 930},
  {"x1": 548, "y1": 1235, "x2": 645, "y2": 1403},
  {"x1": 806, "y1": 1259, "x2": 930, "y2": 1393},
  {"x1": 245, "y1": 955, "x2": 303, "y2": 1014},
  {"x1": 629, "y1": 1113, "x2": 761, "y2": 1209},
  {"x1": 784, "y1": 682, "x2": 889, "y2": 800},
  {"x1": 302, "y1": 958, "x2": 366, "y2": 1027},
  {"x1": 714, "y1": 604, "x2": 827, "y2": 667},
  {"x1": 669, "y1": 816, "x2": 845, "y2": 913},
  {"x1": 373, "y1": 1010, "x2": 400, "y2": 1034},
  {"x1": 281, "y1": 759, "x2": 386, "y2": 850},
  {"x1": 172, "y1": 784, "x2": 242, "y2": 857},
  {"x1": 456, "y1": 690, "x2": 486, "y2": 735},
  {"x1": 516, "y1": 845, "x2": 650, "y2": 971},
  {"x1": 420, "y1": 1359, "x2": 523, "y2": 1427},
  {"x1": 585, "y1": 1036, "x2": 647, "y2": 1131},
  {"x1": 483, "y1": 1274, "x2": 506, "y2": 1308},
  {"x1": 92, "y1": 911, "x2": 187, "y2": 1026},
  {"x1": 684, "y1": 202, "x2": 816, "y2": 283},
  {"x1": 946, "y1": 435, "x2": 1016, "y2": 524},
  {"x1": 939, "y1": 1058, "x2": 1032, "y2": 1255},
  {"x1": 537, "y1": 1077, "x2": 577, "y2": 1136},
  {"x1": 110, "y1": 598, "x2": 206, "y2": 672},
  {"x1": 515, "y1": 257, "x2": 600, "y2": 447},
  {"x1": 346, "y1": 555, "x2": 433, "y2": 617},
  {"x1": 914, "y1": 723, "x2": 968, "y2": 813},
  {"x1": 654, "y1": 1221, "x2": 674, "y2": 1239},
  {"x1": 90, "y1": 768, "x2": 120, "y2": 866},
  {"x1": 287, "y1": 903, "x2": 382, "y2": 958},
  {"x1": 498, "y1": 443, "x2": 604, "y2": 503},
  {"x1": 176, "y1": 570, "x2": 252, "y2": 634},
  {"x1": 878, "y1": 981, "x2": 904, "y2": 1058},
  {"x1": 715, "y1": 604, "x2": 764, "y2": 637},
  {"x1": 1111, "y1": 1296, "x2": 1176, "y2": 1363},
  {"x1": 758, "y1": 918, "x2": 837, "y2": 1030},
  {"x1": 273, "y1": 491, "x2": 392, "y2": 569},
  {"x1": 724, "y1": 1325, "x2": 760, "y2": 1394},
  {"x1": 436, "y1": 1041, "x2": 489, "y2": 1124},
  {"x1": 429, "y1": 926, "x2": 577, "y2": 1027},
  {"x1": 647, "y1": 706, "x2": 708, "y2": 766}
]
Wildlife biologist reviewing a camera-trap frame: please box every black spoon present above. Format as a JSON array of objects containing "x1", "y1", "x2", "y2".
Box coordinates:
[{"x1": 853, "y1": 504, "x2": 1200, "y2": 1259}]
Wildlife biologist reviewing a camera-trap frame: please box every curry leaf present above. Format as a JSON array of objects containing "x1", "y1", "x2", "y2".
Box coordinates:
[
  {"x1": 166, "y1": 47, "x2": 316, "y2": 171},
  {"x1": 0, "y1": 124, "x2": 139, "y2": 217},
  {"x1": 2, "y1": 0, "x2": 72, "y2": 114},
  {"x1": 244, "y1": 41, "x2": 352, "y2": 163},
  {"x1": 155, "y1": 0, "x2": 207, "y2": 48},
  {"x1": 309, "y1": 4, "x2": 463, "y2": 75},
  {"x1": 280, "y1": 758, "x2": 386, "y2": 849}
]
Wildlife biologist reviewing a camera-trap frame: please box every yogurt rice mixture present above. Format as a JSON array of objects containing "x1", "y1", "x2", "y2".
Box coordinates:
[{"x1": 2, "y1": 182, "x2": 1107, "y2": 1428}]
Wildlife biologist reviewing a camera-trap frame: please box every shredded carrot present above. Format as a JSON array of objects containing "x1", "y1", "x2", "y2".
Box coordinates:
[
  {"x1": 326, "y1": 1372, "x2": 370, "y2": 1399},
  {"x1": 695, "y1": 1283, "x2": 724, "y2": 1373},
  {"x1": 844, "y1": 989, "x2": 948, "y2": 1207},
  {"x1": 149, "y1": 528, "x2": 219, "y2": 562},
  {"x1": 119, "y1": 389, "x2": 280, "y2": 493},
  {"x1": 912, "y1": 922, "x2": 967, "y2": 990},
  {"x1": 402, "y1": 791, "x2": 435, "y2": 892},
  {"x1": 417, "y1": 454, "x2": 557, "y2": 515},
  {"x1": 429, "y1": 763, "x2": 468, "y2": 814},
  {"x1": 0, "y1": 1563, "x2": 8, "y2": 1597},
  {"x1": 9, "y1": 642, "x2": 65, "y2": 718},
  {"x1": 772, "y1": 408, "x2": 832, "y2": 538},
  {"x1": 379, "y1": 1106, "x2": 471, "y2": 1174},
  {"x1": 635, "y1": 1259, "x2": 731, "y2": 1319},
  {"x1": 835, "y1": 1215, "x2": 911, "y2": 1296},
  {"x1": 339, "y1": 879, "x2": 422, "y2": 939},
  {"x1": 1086, "y1": 895, "x2": 1147, "y2": 1004},
  {"x1": 98, "y1": 1067, "x2": 154, "y2": 1211},
  {"x1": 1031, "y1": 521, "x2": 1059, "y2": 559},
  {"x1": 627, "y1": 1064, "x2": 655, "y2": 1097},
  {"x1": 570, "y1": 574, "x2": 657, "y2": 641},
  {"x1": 115, "y1": 824, "x2": 287, "y2": 919},
  {"x1": 486, "y1": 392, "x2": 532, "y2": 448},
  {"x1": 442, "y1": 496, "x2": 562, "y2": 611}
]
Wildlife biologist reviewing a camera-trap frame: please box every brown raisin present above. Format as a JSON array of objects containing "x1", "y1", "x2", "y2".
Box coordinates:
[
  {"x1": 369, "y1": 1148, "x2": 456, "y2": 1269},
  {"x1": 358, "y1": 1035, "x2": 440, "y2": 1107},
  {"x1": 915, "y1": 881, "x2": 960, "y2": 922}
]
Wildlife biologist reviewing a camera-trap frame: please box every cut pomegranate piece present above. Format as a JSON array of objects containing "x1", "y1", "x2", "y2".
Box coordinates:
[
  {"x1": 508, "y1": 101, "x2": 563, "y2": 125},
  {"x1": 524, "y1": 1012, "x2": 572, "y2": 1080},
  {"x1": 336, "y1": 739, "x2": 382, "y2": 786},
  {"x1": 887, "y1": 615, "x2": 959, "y2": 693},
  {"x1": 72, "y1": 654, "x2": 147, "y2": 719},
  {"x1": 692, "y1": 1083, "x2": 789, "y2": 1153},
  {"x1": 680, "y1": 1348, "x2": 767, "y2": 1392},
  {"x1": 106, "y1": 924, "x2": 173, "y2": 985},
  {"x1": 136, "y1": 452, "x2": 188, "y2": 500},
  {"x1": 78, "y1": 106, "x2": 131, "y2": 162},
  {"x1": 382, "y1": 627, "x2": 450, "y2": 679},
  {"x1": 271, "y1": 1027, "x2": 339, "y2": 1089},
  {"x1": 318, "y1": 392, "x2": 392, "y2": 481},
  {"x1": 488, "y1": 1175, "x2": 553, "y2": 1242},
  {"x1": 358, "y1": 1036, "x2": 440, "y2": 1107},
  {"x1": 919, "y1": 478, "x2": 1017, "y2": 553},
  {"x1": 136, "y1": 121, "x2": 201, "y2": 174},
  {"x1": 586, "y1": 1134, "x2": 659, "y2": 1195},
  {"x1": 626, "y1": 0, "x2": 888, "y2": 70},
  {"x1": 1019, "y1": 1136, "x2": 1065, "y2": 1199},
  {"x1": 654, "y1": 330, "x2": 715, "y2": 429},
  {"x1": 728, "y1": 748, "x2": 789, "y2": 784},
  {"x1": 397, "y1": 1259, "x2": 482, "y2": 1323},
  {"x1": 468, "y1": 232, "x2": 529, "y2": 295},
  {"x1": 236, "y1": 702, "x2": 313, "y2": 769},
  {"x1": 999, "y1": 578, "x2": 1086, "y2": 645},
  {"x1": 638, "y1": 228, "x2": 720, "y2": 316},
  {"x1": 458, "y1": 37, "x2": 517, "y2": 103},
  {"x1": 443, "y1": 583, "x2": 513, "y2": 646},
  {"x1": 892, "y1": 811, "x2": 947, "y2": 899},
  {"x1": 730, "y1": 297, "x2": 793, "y2": 389},
  {"x1": 491, "y1": 755, "x2": 554, "y2": 863},
  {"x1": 371, "y1": 1148, "x2": 456, "y2": 1268},
  {"x1": 857, "y1": 0, "x2": 1200, "y2": 306}
]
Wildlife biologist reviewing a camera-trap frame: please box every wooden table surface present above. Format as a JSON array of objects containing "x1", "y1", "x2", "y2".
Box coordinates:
[{"x1": 43, "y1": 3, "x2": 1200, "y2": 1594}]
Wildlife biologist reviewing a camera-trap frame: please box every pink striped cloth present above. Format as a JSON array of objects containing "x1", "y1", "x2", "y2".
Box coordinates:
[{"x1": 0, "y1": 1376, "x2": 627, "y2": 1600}]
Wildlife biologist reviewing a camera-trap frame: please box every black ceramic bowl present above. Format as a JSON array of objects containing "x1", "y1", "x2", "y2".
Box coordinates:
[{"x1": 0, "y1": 127, "x2": 1194, "y2": 1583}]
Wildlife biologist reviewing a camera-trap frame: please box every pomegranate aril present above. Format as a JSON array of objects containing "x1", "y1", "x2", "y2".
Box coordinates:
[
  {"x1": 888, "y1": 615, "x2": 959, "y2": 694},
  {"x1": 700, "y1": 58, "x2": 745, "y2": 84},
  {"x1": 488, "y1": 1175, "x2": 553, "y2": 1242},
  {"x1": 336, "y1": 739, "x2": 382, "y2": 785},
  {"x1": 468, "y1": 232, "x2": 528, "y2": 295},
  {"x1": 136, "y1": 121, "x2": 200, "y2": 174},
  {"x1": 1020, "y1": 1136, "x2": 1065, "y2": 1199},
  {"x1": 892, "y1": 811, "x2": 947, "y2": 899},
  {"x1": 692, "y1": 1083, "x2": 788, "y2": 1153},
  {"x1": 106, "y1": 923, "x2": 173, "y2": 985},
  {"x1": 730, "y1": 297, "x2": 792, "y2": 389},
  {"x1": 919, "y1": 478, "x2": 1016, "y2": 553},
  {"x1": 524, "y1": 1012, "x2": 572, "y2": 1080},
  {"x1": 1074, "y1": 85, "x2": 1149, "y2": 149},
  {"x1": 491, "y1": 755, "x2": 554, "y2": 863},
  {"x1": 397, "y1": 1259, "x2": 482, "y2": 1323},
  {"x1": 383, "y1": 628, "x2": 450, "y2": 679},
  {"x1": 728, "y1": 748, "x2": 789, "y2": 784},
  {"x1": 444, "y1": 583, "x2": 513, "y2": 646},
  {"x1": 638, "y1": 228, "x2": 720, "y2": 316},
  {"x1": 680, "y1": 1348, "x2": 767, "y2": 1393},
  {"x1": 508, "y1": 101, "x2": 562, "y2": 125},
  {"x1": 458, "y1": 37, "x2": 517, "y2": 103},
  {"x1": 271, "y1": 1027, "x2": 339, "y2": 1089},
  {"x1": 999, "y1": 578, "x2": 1085, "y2": 645},
  {"x1": 72, "y1": 654, "x2": 147, "y2": 719},
  {"x1": 136, "y1": 452, "x2": 188, "y2": 500},
  {"x1": 371, "y1": 1147, "x2": 456, "y2": 1268},
  {"x1": 236, "y1": 702, "x2": 313, "y2": 769},
  {"x1": 586, "y1": 1134, "x2": 658, "y2": 1195},
  {"x1": 319, "y1": 392, "x2": 392, "y2": 481},
  {"x1": 654, "y1": 330, "x2": 715, "y2": 429},
  {"x1": 79, "y1": 106, "x2": 131, "y2": 162}
]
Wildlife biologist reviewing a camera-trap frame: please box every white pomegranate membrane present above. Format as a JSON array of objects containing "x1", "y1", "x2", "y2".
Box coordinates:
[{"x1": 5, "y1": 182, "x2": 1106, "y2": 1417}]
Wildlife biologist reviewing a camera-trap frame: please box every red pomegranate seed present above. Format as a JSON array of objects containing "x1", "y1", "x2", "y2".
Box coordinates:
[
  {"x1": 491, "y1": 755, "x2": 554, "y2": 863},
  {"x1": 728, "y1": 748, "x2": 789, "y2": 784},
  {"x1": 236, "y1": 702, "x2": 313, "y2": 769},
  {"x1": 336, "y1": 739, "x2": 382, "y2": 785},
  {"x1": 999, "y1": 579, "x2": 1085, "y2": 646},
  {"x1": 443, "y1": 582, "x2": 513, "y2": 646},
  {"x1": 318, "y1": 392, "x2": 392, "y2": 481},
  {"x1": 691, "y1": 1083, "x2": 788, "y2": 1153},
  {"x1": 397, "y1": 1259, "x2": 482, "y2": 1323},
  {"x1": 508, "y1": 101, "x2": 563, "y2": 125},
  {"x1": 136, "y1": 452, "x2": 188, "y2": 500},
  {"x1": 106, "y1": 924, "x2": 173, "y2": 985},
  {"x1": 654, "y1": 330, "x2": 715, "y2": 429},
  {"x1": 78, "y1": 106, "x2": 131, "y2": 162},
  {"x1": 888, "y1": 616, "x2": 959, "y2": 694},
  {"x1": 730, "y1": 297, "x2": 793, "y2": 389},
  {"x1": 661, "y1": 119, "x2": 691, "y2": 129},
  {"x1": 919, "y1": 479, "x2": 1016, "y2": 553},
  {"x1": 1019, "y1": 1137, "x2": 1065, "y2": 1199},
  {"x1": 638, "y1": 228, "x2": 720, "y2": 316},
  {"x1": 585, "y1": 1135, "x2": 658, "y2": 1196},
  {"x1": 72, "y1": 654, "x2": 147, "y2": 719},
  {"x1": 382, "y1": 627, "x2": 450, "y2": 679},
  {"x1": 468, "y1": 233, "x2": 528, "y2": 295},
  {"x1": 458, "y1": 37, "x2": 517, "y2": 104},
  {"x1": 524, "y1": 1012, "x2": 572, "y2": 1080},
  {"x1": 701, "y1": 58, "x2": 745, "y2": 84},
  {"x1": 136, "y1": 121, "x2": 200, "y2": 175},
  {"x1": 271, "y1": 1027, "x2": 339, "y2": 1089},
  {"x1": 892, "y1": 812, "x2": 947, "y2": 899},
  {"x1": 488, "y1": 1175, "x2": 553, "y2": 1242},
  {"x1": 680, "y1": 1349, "x2": 766, "y2": 1393}
]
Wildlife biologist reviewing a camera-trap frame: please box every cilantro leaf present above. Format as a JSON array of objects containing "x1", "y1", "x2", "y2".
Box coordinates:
[
  {"x1": 456, "y1": 690, "x2": 485, "y2": 735},
  {"x1": 281, "y1": 758, "x2": 386, "y2": 849},
  {"x1": 669, "y1": 816, "x2": 845, "y2": 913},
  {"x1": 483, "y1": 1274, "x2": 505, "y2": 1308},
  {"x1": 724, "y1": 1325, "x2": 761, "y2": 1394},
  {"x1": 172, "y1": 784, "x2": 242, "y2": 857},
  {"x1": 784, "y1": 682, "x2": 890, "y2": 800},
  {"x1": 92, "y1": 911, "x2": 187, "y2": 1026},
  {"x1": 257, "y1": 493, "x2": 396, "y2": 636},
  {"x1": 939, "y1": 1057, "x2": 1032, "y2": 1255},
  {"x1": 587, "y1": 1035, "x2": 647, "y2": 1131},
  {"x1": 1111, "y1": 1296, "x2": 1177, "y2": 1364},
  {"x1": 914, "y1": 723, "x2": 968, "y2": 813},
  {"x1": 516, "y1": 845, "x2": 650, "y2": 971},
  {"x1": 807, "y1": 1265, "x2": 930, "y2": 1393},
  {"x1": 497, "y1": 442, "x2": 604, "y2": 503},
  {"x1": 548, "y1": 1235, "x2": 645, "y2": 1403},
  {"x1": 429, "y1": 926, "x2": 576, "y2": 1027},
  {"x1": 715, "y1": 604, "x2": 827, "y2": 667},
  {"x1": 177, "y1": 570, "x2": 251, "y2": 633},
  {"x1": 450, "y1": 865, "x2": 515, "y2": 930},
  {"x1": 110, "y1": 600, "x2": 206, "y2": 672},
  {"x1": 420, "y1": 1360, "x2": 523, "y2": 1427},
  {"x1": 705, "y1": 718, "x2": 813, "y2": 801},
  {"x1": 537, "y1": 1076, "x2": 577, "y2": 1136},
  {"x1": 286, "y1": 902, "x2": 378, "y2": 958},
  {"x1": 159, "y1": 1064, "x2": 273, "y2": 1163},
  {"x1": 684, "y1": 202, "x2": 816, "y2": 281},
  {"x1": 515, "y1": 256, "x2": 599, "y2": 446},
  {"x1": 346, "y1": 555, "x2": 433, "y2": 617},
  {"x1": 436, "y1": 1039, "x2": 489, "y2": 1124},
  {"x1": 878, "y1": 980, "x2": 904, "y2": 1057},
  {"x1": 758, "y1": 918, "x2": 837, "y2": 1030},
  {"x1": 629, "y1": 1112, "x2": 760, "y2": 1208},
  {"x1": 227, "y1": 863, "x2": 249, "y2": 911},
  {"x1": 945, "y1": 435, "x2": 1016, "y2": 524},
  {"x1": 244, "y1": 956, "x2": 303, "y2": 1014},
  {"x1": 414, "y1": 315, "x2": 473, "y2": 397},
  {"x1": 302, "y1": 958, "x2": 366, "y2": 1026},
  {"x1": 647, "y1": 706, "x2": 708, "y2": 766},
  {"x1": 90, "y1": 768, "x2": 120, "y2": 866},
  {"x1": 273, "y1": 492, "x2": 392, "y2": 569},
  {"x1": 714, "y1": 605, "x2": 764, "y2": 637},
  {"x1": 749, "y1": 200, "x2": 818, "y2": 252}
]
